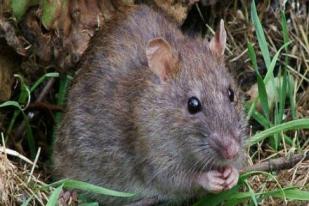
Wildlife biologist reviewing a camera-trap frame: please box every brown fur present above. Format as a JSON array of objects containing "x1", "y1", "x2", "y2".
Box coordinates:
[{"x1": 53, "y1": 5, "x2": 247, "y2": 205}]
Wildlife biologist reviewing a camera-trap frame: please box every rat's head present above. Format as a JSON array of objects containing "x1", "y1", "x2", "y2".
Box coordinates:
[{"x1": 143, "y1": 20, "x2": 247, "y2": 170}]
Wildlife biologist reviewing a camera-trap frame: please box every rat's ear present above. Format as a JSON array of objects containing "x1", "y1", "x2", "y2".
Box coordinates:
[
  {"x1": 146, "y1": 37, "x2": 178, "y2": 81},
  {"x1": 209, "y1": 19, "x2": 226, "y2": 56}
]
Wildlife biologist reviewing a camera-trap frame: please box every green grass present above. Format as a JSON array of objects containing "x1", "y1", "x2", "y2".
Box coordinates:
[
  {"x1": 49, "y1": 179, "x2": 134, "y2": 197},
  {"x1": 194, "y1": 1, "x2": 309, "y2": 205},
  {"x1": 248, "y1": 118, "x2": 309, "y2": 145},
  {"x1": 194, "y1": 170, "x2": 309, "y2": 206},
  {"x1": 51, "y1": 74, "x2": 72, "y2": 154},
  {"x1": 1, "y1": 72, "x2": 59, "y2": 159},
  {"x1": 246, "y1": 1, "x2": 303, "y2": 150},
  {"x1": 46, "y1": 179, "x2": 134, "y2": 206},
  {"x1": 0, "y1": 71, "x2": 135, "y2": 205},
  {"x1": 1, "y1": 1, "x2": 308, "y2": 205},
  {"x1": 194, "y1": 186, "x2": 309, "y2": 206}
]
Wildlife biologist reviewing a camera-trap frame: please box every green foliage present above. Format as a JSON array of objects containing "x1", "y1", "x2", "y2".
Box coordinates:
[
  {"x1": 46, "y1": 184, "x2": 64, "y2": 206},
  {"x1": 250, "y1": 1, "x2": 271, "y2": 68},
  {"x1": 0, "y1": 72, "x2": 59, "y2": 159},
  {"x1": 246, "y1": 0, "x2": 301, "y2": 151},
  {"x1": 10, "y1": 0, "x2": 68, "y2": 28},
  {"x1": 193, "y1": 185, "x2": 241, "y2": 206},
  {"x1": 194, "y1": 1, "x2": 309, "y2": 205},
  {"x1": 11, "y1": 0, "x2": 39, "y2": 21},
  {"x1": 49, "y1": 179, "x2": 135, "y2": 198},
  {"x1": 193, "y1": 171, "x2": 309, "y2": 206},
  {"x1": 0, "y1": 100, "x2": 23, "y2": 111},
  {"x1": 3, "y1": 1, "x2": 308, "y2": 205},
  {"x1": 45, "y1": 179, "x2": 135, "y2": 206},
  {"x1": 51, "y1": 74, "x2": 72, "y2": 155},
  {"x1": 79, "y1": 203, "x2": 99, "y2": 206},
  {"x1": 248, "y1": 118, "x2": 309, "y2": 145},
  {"x1": 41, "y1": 0, "x2": 68, "y2": 28}
]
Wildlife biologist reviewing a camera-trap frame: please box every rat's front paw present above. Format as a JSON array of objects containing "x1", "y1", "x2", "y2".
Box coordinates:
[
  {"x1": 196, "y1": 170, "x2": 225, "y2": 193},
  {"x1": 222, "y1": 166, "x2": 239, "y2": 190},
  {"x1": 196, "y1": 166, "x2": 239, "y2": 193}
]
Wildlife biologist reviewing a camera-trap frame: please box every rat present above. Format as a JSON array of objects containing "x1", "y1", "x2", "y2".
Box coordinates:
[{"x1": 53, "y1": 4, "x2": 247, "y2": 206}]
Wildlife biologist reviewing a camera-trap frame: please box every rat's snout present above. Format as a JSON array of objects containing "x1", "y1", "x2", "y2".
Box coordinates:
[
  {"x1": 208, "y1": 133, "x2": 240, "y2": 160},
  {"x1": 221, "y1": 142, "x2": 239, "y2": 160}
]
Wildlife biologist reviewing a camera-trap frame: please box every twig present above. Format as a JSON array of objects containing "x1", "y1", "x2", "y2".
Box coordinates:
[
  {"x1": 28, "y1": 102, "x2": 63, "y2": 112},
  {"x1": 27, "y1": 147, "x2": 41, "y2": 183},
  {"x1": 36, "y1": 78, "x2": 56, "y2": 102},
  {"x1": 241, "y1": 152, "x2": 309, "y2": 173},
  {"x1": 0, "y1": 146, "x2": 34, "y2": 165}
]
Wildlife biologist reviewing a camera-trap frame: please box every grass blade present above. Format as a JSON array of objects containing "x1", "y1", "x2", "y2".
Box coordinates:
[
  {"x1": 7, "y1": 73, "x2": 56, "y2": 135},
  {"x1": 247, "y1": 42, "x2": 258, "y2": 70},
  {"x1": 271, "y1": 189, "x2": 309, "y2": 201},
  {"x1": 248, "y1": 42, "x2": 270, "y2": 121},
  {"x1": 244, "y1": 180, "x2": 258, "y2": 206},
  {"x1": 0, "y1": 101, "x2": 23, "y2": 111},
  {"x1": 6, "y1": 75, "x2": 31, "y2": 137},
  {"x1": 46, "y1": 184, "x2": 64, "y2": 206},
  {"x1": 277, "y1": 9, "x2": 289, "y2": 124},
  {"x1": 30, "y1": 72, "x2": 59, "y2": 92},
  {"x1": 14, "y1": 74, "x2": 31, "y2": 105},
  {"x1": 277, "y1": 71, "x2": 288, "y2": 124},
  {"x1": 49, "y1": 179, "x2": 135, "y2": 198},
  {"x1": 227, "y1": 187, "x2": 309, "y2": 201},
  {"x1": 264, "y1": 42, "x2": 291, "y2": 83},
  {"x1": 256, "y1": 74, "x2": 270, "y2": 120},
  {"x1": 251, "y1": 0, "x2": 271, "y2": 68},
  {"x1": 24, "y1": 116, "x2": 36, "y2": 159},
  {"x1": 80, "y1": 203, "x2": 99, "y2": 206},
  {"x1": 246, "y1": 42, "x2": 258, "y2": 121},
  {"x1": 193, "y1": 185, "x2": 240, "y2": 206},
  {"x1": 248, "y1": 119, "x2": 309, "y2": 145},
  {"x1": 287, "y1": 73, "x2": 297, "y2": 119},
  {"x1": 0, "y1": 101, "x2": 36, "y2": 158},
  {"x1": 250, "y1": 108, "x2": 270, "y2": 128},
  {"x1": 51, "y1": 74, "x2": 72, "y2": 156},
  {"x1": 281, "y1": 10, "x2": 290, "y2": 50}
]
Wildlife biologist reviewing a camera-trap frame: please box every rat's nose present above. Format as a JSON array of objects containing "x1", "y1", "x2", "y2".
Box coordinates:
[
  {"x1": 222, "y1": 143, "x2": 239, "y2": 160},
  {"x1": 208, "y1": 133, "x2": 240, "y2": 160}
]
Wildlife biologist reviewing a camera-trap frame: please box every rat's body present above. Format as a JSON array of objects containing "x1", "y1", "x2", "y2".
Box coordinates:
[{"x1": 53, "y1": 5, "x2": 247, "y2": 206}]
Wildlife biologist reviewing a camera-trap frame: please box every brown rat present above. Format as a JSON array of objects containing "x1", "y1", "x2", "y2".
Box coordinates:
[{"x1": 53, "y1": 5, "x2": 247, "y2": 206}]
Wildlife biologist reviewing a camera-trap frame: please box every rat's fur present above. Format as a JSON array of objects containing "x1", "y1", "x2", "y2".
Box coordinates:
[{"x1": 53, "y1": 5, "x2": 247, "y2": 205}]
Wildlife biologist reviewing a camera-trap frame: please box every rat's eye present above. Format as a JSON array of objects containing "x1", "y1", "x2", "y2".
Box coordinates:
[
  {"x1": 188, "y1": 96, "x2": 202, "y2": 114},
  {"x1": 228, "y1": 87, "x2": 234, "y2": 102}
]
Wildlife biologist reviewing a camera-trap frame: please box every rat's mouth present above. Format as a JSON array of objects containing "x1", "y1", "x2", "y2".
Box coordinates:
[
  {"x1": 213, "y1": 159, "x2": 234, "y2": 168},
  {"x1": 192, "y1": 148, "x2": 233, "y2": 172},
  {"x1": 190, "y1": 134, "x2": 240, "y2": 171},
  {"x1": 194, "y1": 159, "x2": 233, "y2": 173}
]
